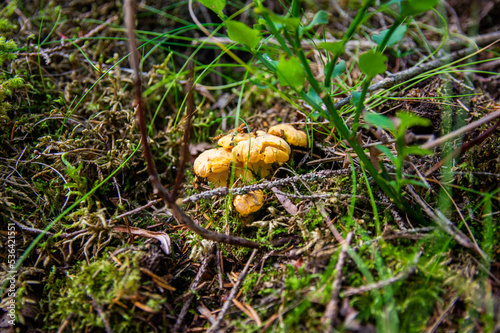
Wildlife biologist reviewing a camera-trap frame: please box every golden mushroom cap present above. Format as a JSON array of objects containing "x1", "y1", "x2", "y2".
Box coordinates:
[
  {"x1": 232, "y1": 132, "x2": 291, "y2": 165},
  {"x1": 268, "y1": 124, "x2": 308, "y2": 147},
  {"x1": 217, "y1": 131, "x2": 253, "y2": 149},
  {"x1": 233, "y1": 190, "x2": 264, "y2": 216},
  {"x1": 193, "y1": 148, "x2": 233, "y2": 186}
]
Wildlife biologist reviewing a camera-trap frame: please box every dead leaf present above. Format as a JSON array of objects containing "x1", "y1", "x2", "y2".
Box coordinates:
[
  {"x1": 271, "y1": 187, "x2": 298, "y2": 215},
  {"x1": 113, "y1": 226, "x2": 171, "y2": 254},
  {"x1": 233, "y1": 299, "x2": 262, "y2": 326},
  {"x1": 134, "y1": 301, "x2": 156, "y2": 313},
  {"x1": 140, "y1": 267, "x2": 176, "y2": 291}
]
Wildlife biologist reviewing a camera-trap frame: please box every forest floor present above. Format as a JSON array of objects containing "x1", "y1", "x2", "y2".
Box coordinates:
[{"x1": 1, "y1": 0, "x2": 500, "y2": 332}]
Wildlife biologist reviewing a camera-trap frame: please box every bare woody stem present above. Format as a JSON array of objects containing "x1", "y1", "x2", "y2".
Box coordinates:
[{"x1": 124, "y1": 0, "x2": 262, "y2": 249}]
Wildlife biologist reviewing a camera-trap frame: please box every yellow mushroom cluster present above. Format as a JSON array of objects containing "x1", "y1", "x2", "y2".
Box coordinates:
[{"x1": 193, "y1": 124, "x2": 307, "y2": 216}]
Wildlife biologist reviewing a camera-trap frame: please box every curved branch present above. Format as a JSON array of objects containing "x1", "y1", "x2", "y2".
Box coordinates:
[{"x1": 124, "y1": 0, "x2": 262, "y2": 249}]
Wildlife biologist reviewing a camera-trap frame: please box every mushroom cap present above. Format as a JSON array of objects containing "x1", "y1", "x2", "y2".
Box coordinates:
[
  {"x1": 193, "y1": 148, "x2": 233, "y2": 186},
  {"x1": 232, "y1": 131, "x2": 291, "y2": 165},
  {"x1": 268, "y1": 124, "x2": 308, "y2": 147},
  {"x1": 233, "y1": 190, "x2": 264, "y2": 216},
  {"x1": 217, "y1": 131, "x2": 253, "y2": 149}
]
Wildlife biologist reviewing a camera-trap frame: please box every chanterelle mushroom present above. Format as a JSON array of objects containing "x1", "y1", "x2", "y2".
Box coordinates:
[
  {"x1": 217, "y1": 130, "x2": 253, "y2": 149},
  {"x1": 232, "y1": 131, "x2": 291, "y2": 165},
  {"x1": 194, "y1": 128, "x2": 294, "y2": 217},
  {"x1": 268, "y1": 124, "x2": 308, "y2": 147},
  {"x1": 193, "y1": 148, "x2": 233, "y2": 186},
  {"x1": 233, "y1": 190, "x2": 264, "y2": 216}
]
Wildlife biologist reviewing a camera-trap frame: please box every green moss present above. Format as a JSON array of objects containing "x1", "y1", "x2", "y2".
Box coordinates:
[
  {"x1": 0, "y1": 36, "x2": 17, "y2": 65},
  {"x1": 43, "y1": 251, "x2": 164, "y2": 332}
]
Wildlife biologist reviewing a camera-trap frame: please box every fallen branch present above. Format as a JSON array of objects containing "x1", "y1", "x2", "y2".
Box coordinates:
[
  {"x1": 124, "y1": 0, "x2": 261, "y2": 249},
  {"x1": 207, "y1": 249, "x2": 258, "y2": 332},
  {"x1": 182, "y1": 168, "x2": 352, "y2": 204},
  {"x1": 173, "y1": 248, "x2": 214, "y2": 332},
  {"x1": 424, "y1": 118, "x2": 500, "y2": 177},
  {"x1": 322, "y1": 232, "x2": 353, "y2": 331},
  {"x1": 335, "y1": 42, "x2": 499, "y2": 110},
  {"x1": 406, "y1": 186, "x2": 487, "y2": 260},
  {"x1": 343, "y1": 251, "x2": 421, "y2": 297},
  {"x1": 421, "y1": 110, "x2": 500, "y2": 151}
]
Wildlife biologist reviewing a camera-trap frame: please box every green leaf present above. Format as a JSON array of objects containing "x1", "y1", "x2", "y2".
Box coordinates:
[
  {"x1": 318, "y1": 41, "x2": 345, "y2": 56},
  {"x1": 267, "y1": 12, "x2": 300, "y2": 31},
  {"x1": 372, "y1": 25, "x2": 407, "y2": 46},
  {"x1": 306, "y1": 88, "x2": 323, "y2": 106},
  {"x1": 350, "y1": 91, "x2": 362, "y2": 106},
  {"x1": 332, "y1": 60, "x2": 346, "y2": 79},
  {"x1": 403, "y1": 146, "x2": 433, "y2": 156},
  {"x1": 397, "y1": 112, "x2": 432, "y2": 129},
  {"x1": 375, "y1": 145, "x2": 397, "y2": 164},
  {"x1": 226, "y1": 20, "x2": 261, "y2": 49},
  {"x1": 359, "y1": 50, "x2": 387, "y2": 78},
  {"x1": 277, "y1": 55, "x2": 304, "y2": 89},
  {"x1": 398, "y1": 179, "x2": 430, "y2": 188},
  {"x1": 198, "y1": 0, "x2": 226, "y2": 16},
  {"x1": 304, "y1": 10, "x2": 328, "y2": 30},
  {"x1": 401, "y1": 0, "x2": 439, "y2": 16},
  {"x1": 364, "y1": 112, "x2": 396, "y2": 131},
  {"x1": 325, "y1": 60, "x2": 346, "y2": 80}
]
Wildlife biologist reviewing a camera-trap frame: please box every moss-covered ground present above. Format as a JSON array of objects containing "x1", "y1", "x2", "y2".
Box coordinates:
[{"x1": 1, "y1": 0, "x2": 499, "y2": 332}]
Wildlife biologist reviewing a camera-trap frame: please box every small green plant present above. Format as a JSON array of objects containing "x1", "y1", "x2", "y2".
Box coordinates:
[
  {"x1": 197, "y1": 0, "x2": 440, "y2": 218},
  {"x1": 61, "y1": 153, "x2": 89, "y2": 202},
  {"x1": 364, "y1": 111, "x2": 432, "y2": 201}
]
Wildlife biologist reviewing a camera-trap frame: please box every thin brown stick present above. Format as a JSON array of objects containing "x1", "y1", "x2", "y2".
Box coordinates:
[
  {"x1": 422, "y1": 110, "x2": 500, "y2": 151},
  {"x1": 426, "y1": 297, "x2": 458, "y2": 333},
  {"x1": 216, "y1": 244, "x2": 224, "y2": 289},
  {"x1": 124, "y1": 0, "x2": 261, "y2": 249},
  {"x1": 335, "y1": 42, "x2": 499, "y2": 110},
  {"x1": 114, "y1": 198, "x2": 163, "y2": 220},
  {"x1": 56, "y1": 313, "x2": 74, "y2": 333},
  {"x1": 406, "y1": 186, "x2": 487, "y2": 259},
  {"x1": 182, "y1": 168, "x2": 352, "y2": 204},
  {"x1": 424, "y1": 118, "x2": 500, "y2": 176},
  {"x1": 322, "y1": 232, "x2": 353, "y2": 331},
  {"x1": 207, "y1": 249, "x2": 258, "y2": 333},
  {"x1": 343, "y1": 251, "x2": 421, "y2": 297},
  {"x1": 172, "y1": 63, "x2": 194, "y2": 199},
  {"x1": 319, "y1": 205, "x2": 344, "y2": 244},
  {"x1": 197, "y1": 302, "x2": 217, "y2": 325},
  {"x1": 173, "y1": 248, "x2": 214, "y2": 332}
]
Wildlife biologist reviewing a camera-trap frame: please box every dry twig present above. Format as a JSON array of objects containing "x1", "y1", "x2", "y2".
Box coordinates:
[
  {"x1": 322, "y1": 232, "x2": 353, "y2": 331},
  {"x1": 173, "y1": 248, "x2": 214, "y2": 332},
  {"x1": 124, "y1": 0, "x2": 261, "y2": 249},
  {"x1": 335, "y1": 41, "x2": 500, "y2": 110},
  {"x1": 207, "y1": 249, "x2": 258, "y2": 332},
  {"x1": 182, "y1": 168, "x2": 352, "y2": 204},
  {"x1": 343, "y1": 251, "x2": 421, "y2": 297},
  {"x1": 406, "y1": 186, "x2": 487, "y2": 260}
]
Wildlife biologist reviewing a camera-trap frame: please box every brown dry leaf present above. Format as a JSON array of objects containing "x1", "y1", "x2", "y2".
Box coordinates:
[
  {"x1": 134, "y1": 301, "x2": 156, "y2": 313},
  {"x1": 113, "y1": 226, "x2": 171, "y2": 254},
  {"x1": 140, "y1": 267, "x2": 176, "y2": 291},
  {"x1": 232, "y1": 299, "x2": 262, "y2": 326},
  {"x1": 271, "y1": 187, "x2": 298, "y2": 215}
]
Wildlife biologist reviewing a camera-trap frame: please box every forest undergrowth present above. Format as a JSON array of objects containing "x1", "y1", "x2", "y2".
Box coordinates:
[{"x1": 0, "y1": 0, "x2": 499, "y2": 332}]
